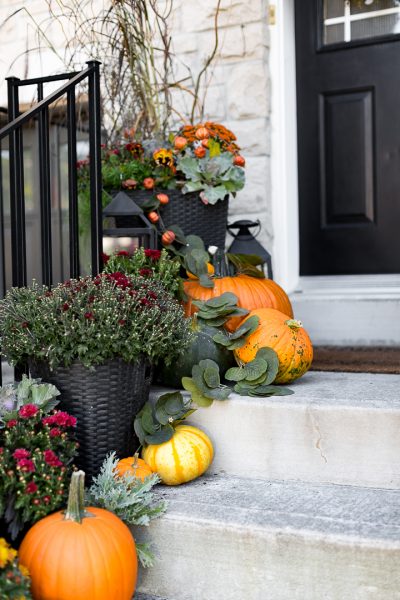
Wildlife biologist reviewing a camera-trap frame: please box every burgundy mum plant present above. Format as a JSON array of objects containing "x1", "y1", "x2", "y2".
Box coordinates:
[{"x1": 0, "y1": 272, "x2": 191, "y2": 370}]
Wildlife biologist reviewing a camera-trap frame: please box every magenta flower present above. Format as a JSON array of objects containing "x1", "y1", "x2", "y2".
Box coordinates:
[{"x1": 19, "y1": 404, "x2": 39, "y2": 419}]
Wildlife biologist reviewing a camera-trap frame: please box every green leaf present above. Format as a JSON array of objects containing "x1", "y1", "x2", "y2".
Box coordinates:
[
  {"x1": 208, "y1": 138, "x2": 221, "y2": 158},
  {"x1": 181, "y1": 378, "x2": 214, "y2": 407},
  {"x1": 230, "y1": 316, "x2": 260, "y2": 340},
  {"x1": 243, "y1": 358, "x2": 268, "y2": 381},
  {"x1": 254, "y1": 348, "x2": 279, "y2": 385},
  {"x1": 140, "y1": 404, "x2": 157, "y2": 434},
  {"x1": 185, "y1": 235, "x2": 205, "y2": 251},
  {"x1": 212, "y1": 331, "x2": 231, "y2": 347},
  {"x1": 201, "y1": 185, "x2": 227, "y2": 205},
  {"x1": 205, "y1": 386, "x2": 231, "y2": 401},
  {"x1": 203, "y1": 367, "x2": 220, "y2": 388},
  {"x1": 145, "y1": 424, "x2": 174, "y2": 445},
  {"x1": 248, "y1": 385, "x2": 294, "y2": 397},
  {"x1": 224, "y1": 367, "x2": 247, "y2": 382},
  {"x1": 134, "y1": 417, "x2": 147, "y2": 446},
  {"x1": 203, "y1": 292, "x2": 238, "y2": 308},
  {"x1": 198, "y1": 274, "x2": 214, "y2": 288}
]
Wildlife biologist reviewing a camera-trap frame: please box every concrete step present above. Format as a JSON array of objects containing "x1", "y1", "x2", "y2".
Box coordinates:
[
  {"x1": 135, "y1": 474, "x2": 400, "y2": 600},
  {"x1": 151, "y1": 371, "x2": 400, "y2": 489},
  {"x1": 134, "y1": 594, "x2": 169, "y2": 600}
]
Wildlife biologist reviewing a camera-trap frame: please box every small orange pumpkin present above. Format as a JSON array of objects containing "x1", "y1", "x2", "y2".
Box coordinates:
[
  {"x1": 19, "y1": 471, "x2": 137, "y2": 600},
  {"x1": 194, "y1": 146, "x2": 206, "y2": 158},
  {"x1": 174, "y1": 136, "x2": 187, "y2": 150},
  {"x1": 234, "y1": 308, "x2": 313, "y2": 383},
  {"x1": 161, "y1": 230, "x2": 176, "y2": 245},
  {"x1": 233, "y1": 155, "x2": 245, "y2": 167},
  {"x1": 156, "y1": 193, "x2": 169, "y2": 205},
  {"x1": 116, "y1": 455, "x2": 153, "y2": 482},
  {"x1": 195, "y1": 126, "x2": 209, "y2": 140},
  {"x1": 148, "y1": 211, "x2": 159, "y2": 223}
]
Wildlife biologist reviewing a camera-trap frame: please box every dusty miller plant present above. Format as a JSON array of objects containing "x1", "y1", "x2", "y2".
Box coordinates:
[{"x1": 87, "y1": 452, "x2": 167, "y2": 567}]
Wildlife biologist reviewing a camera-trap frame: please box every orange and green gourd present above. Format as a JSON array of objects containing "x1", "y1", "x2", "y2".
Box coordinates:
[
  {"x1": 234, "y1": 307, "x2": 313, "y2": 384},
  {"x1": 19, "y1": 470, "x2": 137, "y2": 600},
  {"x1": 184, "y1": 254, "x2": 293, "y2": 332},
  {"x1": 143, "y1": 424, "x2": 214, "y2": 486}
]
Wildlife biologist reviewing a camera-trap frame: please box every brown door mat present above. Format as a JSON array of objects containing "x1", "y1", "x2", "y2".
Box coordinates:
[{"x1": 311, "y1": 346, "x2": 400, "y2": 374}]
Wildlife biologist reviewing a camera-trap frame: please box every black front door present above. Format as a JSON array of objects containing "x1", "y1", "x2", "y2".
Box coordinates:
[{"x1": 295, "y1": 0, "x2": 400, "y2": 276}]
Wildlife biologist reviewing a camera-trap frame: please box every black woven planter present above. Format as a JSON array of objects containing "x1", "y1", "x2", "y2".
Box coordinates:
[
  {"x1": 29, "y1": 357, "x2": 151, "y2": 482},
  {"x1": 116, "y1": 189, "x2": 228, "y2": 249}
]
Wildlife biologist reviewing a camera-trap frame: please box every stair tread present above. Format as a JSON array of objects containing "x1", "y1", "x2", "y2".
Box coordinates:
[
  {"x1": 153, "y1": 474, "x2": 400, "y2": 546},
  {"x1": 154, "y1": 370, "x2": 400, "y2": 410}
]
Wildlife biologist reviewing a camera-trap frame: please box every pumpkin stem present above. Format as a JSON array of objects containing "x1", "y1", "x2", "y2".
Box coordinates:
[
  {"x1": 64, "y1": 470, "x2": 86, "y2": 524},
  {"x1": 285, "y1": 319, "x2": 303, "y2": 330}
]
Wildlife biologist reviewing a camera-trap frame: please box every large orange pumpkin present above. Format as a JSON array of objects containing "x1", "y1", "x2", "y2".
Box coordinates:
[
  {"x1": 19, "y1": 471, "x2": 137, "y2": 600},
  {"x1": 184, "y1": 274, "x2": 293, "y2": 332},
  {"x1": 234, "y1": 308, "x2": 313, "y2": 384},
  {"x1": 116, "y1": 455, "x2": 153, "y2": 481}
]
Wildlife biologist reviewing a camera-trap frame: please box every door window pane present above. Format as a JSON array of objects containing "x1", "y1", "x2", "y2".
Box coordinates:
[{"x1": 323, "y1": 0, "x2": 400, "y2": 45}]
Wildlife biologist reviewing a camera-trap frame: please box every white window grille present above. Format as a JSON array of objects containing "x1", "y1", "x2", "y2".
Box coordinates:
[{"x1": 323, "y1": 0, "x2": 400, "y2": 44}]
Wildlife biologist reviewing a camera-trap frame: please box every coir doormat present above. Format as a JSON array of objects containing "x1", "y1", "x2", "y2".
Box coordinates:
[{"x1": 311, "y1": 346, "x2": 400, "y2": 374}]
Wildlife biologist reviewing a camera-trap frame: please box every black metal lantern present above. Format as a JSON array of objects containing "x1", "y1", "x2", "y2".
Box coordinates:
[
  {"x1": 102, "y1": 191, "x2": 157, "y2": 255},
  {"x1": 227, "y1": 220, "x2": 273, "y2": 279}
]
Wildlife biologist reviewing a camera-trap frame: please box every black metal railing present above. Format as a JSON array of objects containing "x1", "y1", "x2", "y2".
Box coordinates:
[{"x1": 0, "y1": 61, "x2": 103, "y2": 384}]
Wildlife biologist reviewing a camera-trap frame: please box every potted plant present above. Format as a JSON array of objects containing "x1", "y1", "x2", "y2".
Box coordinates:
[
  {"x1": 77, "y1": 121, "x2": 246, "y2": 249},
  {"x1": 0, "y1": 272, "x2": 192, "y2": 480},
  {"x1": 0, "y1": 376, "x2": 78, "y2": 541}
]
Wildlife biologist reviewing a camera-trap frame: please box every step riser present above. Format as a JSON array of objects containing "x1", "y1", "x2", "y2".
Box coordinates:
[
  {"x1": 188, "y1": 401, "x2": 400, "y2": 489},
  {"x1": 136, "y1": 520, "x2": 400, "y2": 600}
]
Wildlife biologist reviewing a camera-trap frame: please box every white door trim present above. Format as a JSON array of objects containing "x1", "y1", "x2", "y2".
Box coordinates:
[{"x1": 269, "y1": 0, "x2": 299, "y2": 294}]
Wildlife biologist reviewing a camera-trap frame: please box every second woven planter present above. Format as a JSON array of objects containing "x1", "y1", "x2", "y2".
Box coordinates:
[
  {"x1": 29, "y1": 357, "x2": 151, "y2": 482},
  {"x1": 119, "y1": 189, "x2": 229, "y2": 249}
]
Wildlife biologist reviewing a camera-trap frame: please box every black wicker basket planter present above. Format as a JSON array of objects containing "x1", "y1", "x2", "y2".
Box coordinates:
[
  {"x1": 115, "y1": 189, "x2": 229, "y2": 249},
  {"x1": 29, "y1": 357, "x2": 151, "y2": 482}
]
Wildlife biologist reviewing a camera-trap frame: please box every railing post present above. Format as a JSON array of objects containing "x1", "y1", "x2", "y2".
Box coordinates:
[
  {"x1": 37, "y1": 82, "x2": 53, "y2": 286},
  {"x1": 0, "y1": 139, "x2": 6, "y2": 299},
  {"x1": 87, "y1": 60, "x2": 103, "y2": 276},
  {"x1": 67, "y1": 88, "x2": 80, "y2": 279},
  {"x1": 6, "y1": 76, "x2": 26, "y2": 287},
  {"x1": 0, "y1": 138, "x2": 5, "y2": 387}
]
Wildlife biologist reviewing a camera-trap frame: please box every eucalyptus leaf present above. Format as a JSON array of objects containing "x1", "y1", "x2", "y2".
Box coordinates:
[
  {"x1": 224, "y1": 367, "x2": 247, "y2": 382},
  {"x1": 181, "y1": 377, "x2": 214, "y2": 407},
  {"x1": 248, "y1": 385, "x2": 294, "y2": 397},
  {"x1": 198, "y1": 274, "x2": 214, "y2": 288},
  {"x1": 230, "y1": 316, "x2": 260, "y2": 340},
  {"x1": 203, "y1": 367, "x2": 220, "y2": 388},
  {"x1": 203, "y1": 292, "x2": 238, "y2": 308},
  {"x1": 134, "y1": 418, "x2": 147, "y2": 446},
  {"x1": 185, "y1": 235, "x2": 206, "y2": 251},
  {"x1": 243, "y1": 358, "x2": 268, "y2": 382},
  {"x1": 145, "y1": 424, "x2": 174, "y2": 445}
]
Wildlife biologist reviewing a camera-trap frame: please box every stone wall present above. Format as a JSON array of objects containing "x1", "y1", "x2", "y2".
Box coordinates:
[{"x1": 0, "y1": 0, "x2": 272, "y2": 250}]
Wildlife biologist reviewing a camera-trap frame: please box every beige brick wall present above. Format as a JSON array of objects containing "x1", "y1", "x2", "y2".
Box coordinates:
[{"x1": 0, "y1": 0, "x2": 272, "y2": 250}]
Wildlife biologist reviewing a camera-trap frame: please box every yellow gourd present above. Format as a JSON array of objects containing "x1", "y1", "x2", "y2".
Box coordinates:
[{"x1": 142, "y1": 424, "x2": 213, "y2": 486}]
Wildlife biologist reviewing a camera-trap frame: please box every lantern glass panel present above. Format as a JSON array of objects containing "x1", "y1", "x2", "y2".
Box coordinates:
[{"x1": 103, "y1": 236, "x2": 140, "y2": 255}]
